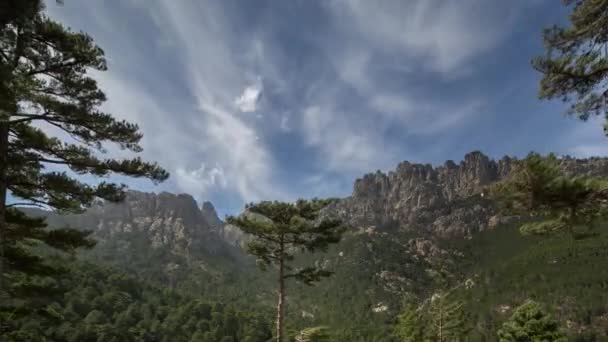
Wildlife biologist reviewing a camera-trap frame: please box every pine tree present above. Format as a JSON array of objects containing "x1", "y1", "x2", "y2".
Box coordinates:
[
  {"x1": 497, "y1": 300, "x2": 567, "y2": 342},
  {"x1": 427, "y1": 292, "x2": 468, "y2": 342},
  {"x1": 0, "y1": 0, "x2": 168, "y2": 332},
  {"x1": 394, "y1": 301, "x2": 425, "y2": 342},
  {"x1": 395, "y1": 291, "x2": 468, "y2": 342},
  {"x1": 533, "y1": 0, "x2": 608, "y2": 132},
  {"x1": 493, "y1": 2, "x2": 608, "y2": 238},
  {"x1": 226, "y1": 200, "x2": 345, "y2": 342},
  {"x1": 492, "y1": 152, "x2": 608, "y2": 237}
]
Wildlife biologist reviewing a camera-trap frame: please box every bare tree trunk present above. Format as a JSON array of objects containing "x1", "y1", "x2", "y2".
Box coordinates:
[
  {"x1": 276, "y1": 239, "x2": 285, "y2": 342},
  {"x1": 438, "y1": 297, "x2": 444, "y2": 342},
  {"x1": 0, "y1": 119, "x2": 8, "y2": 295}
]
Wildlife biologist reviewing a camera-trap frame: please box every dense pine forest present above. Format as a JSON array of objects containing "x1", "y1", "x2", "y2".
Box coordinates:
[{"x1": 3, "y1": 0, "x2": 608, "y2": 341}]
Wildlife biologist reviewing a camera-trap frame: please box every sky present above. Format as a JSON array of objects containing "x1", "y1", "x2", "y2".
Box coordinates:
[{"x1": 44, "y1": 0, "x2": 608, "y2": 216}]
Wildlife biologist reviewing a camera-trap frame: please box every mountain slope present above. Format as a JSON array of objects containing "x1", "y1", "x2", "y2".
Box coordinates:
[
  {"x1": 23, "y1": 191, "x2": 251, "y2": 296},
  {"x1": 324, "y1": 151, "x2": 608, "y2": 236},
  {"x1": 18, "y1": 151, "x2": 608, "y2": 341}
]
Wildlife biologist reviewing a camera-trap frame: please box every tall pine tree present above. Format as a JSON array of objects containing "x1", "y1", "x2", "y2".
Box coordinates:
[
  {"x1": 494, "y1": 1, "x2": 608, "y2": 237},
  {"x1": 395, "y1": 291, "x2": 468, "y2": 342},
  {"x1": 0, "y1": 0, "x2": 168, "y2": 331},
  {"x1": 226, "y1": 199, "x2": 344, "y2": 342},
  {"x1": 394, "y1": 300, "x2": 425, "y2": 342}
]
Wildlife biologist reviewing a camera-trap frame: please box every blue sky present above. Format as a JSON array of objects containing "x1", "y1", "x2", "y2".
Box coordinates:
[{"x1": 45, "y1": 0, "x2": 608, "y2": 216}]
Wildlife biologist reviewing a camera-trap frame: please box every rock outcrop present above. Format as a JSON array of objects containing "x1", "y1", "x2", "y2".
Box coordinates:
[
  {"x1": 324, "y1": 151, "x2": 608, "y2": 237},
  {"x1": 61, "y1": 191, "x2": 231, "y2": 256},
  {"x1": 201, "y1": 201, "x2": 223, "y2": 231}
]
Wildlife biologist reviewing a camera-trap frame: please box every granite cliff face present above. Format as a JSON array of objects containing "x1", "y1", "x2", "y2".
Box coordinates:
[
  {"x1": 59, "y1": 191, "x2": 232, "y2": 257},
  {"x1": 36, "y1": 151, "x2": 608, "y2": 253},
  {"x1": 324, "y1": 151, "x2": 608, "y2": 237}
]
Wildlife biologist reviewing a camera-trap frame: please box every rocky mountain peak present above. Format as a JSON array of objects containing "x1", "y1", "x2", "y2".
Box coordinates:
[
  {"x1": 326, "y1": 151, "x2": 608, "y2": 237},
  {"x1": 201, "y1": 201, "x2": 223, "y2": 230},
  {"x1": 63, "y1": 190, "x2": 230, "y2": 255}
]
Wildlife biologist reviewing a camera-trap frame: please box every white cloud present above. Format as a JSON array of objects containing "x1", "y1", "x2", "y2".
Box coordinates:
[
  {"x1": 48, "y1": 1, "x2": 289, "y2": 203},
  {"x1": 144, "y1": 1, "x2": 289, "y2": 201},
  {"x1": 290, "y1": 0, "x2": 508, "y2": 175},
  {"x1": 175, "y1": 163, "x2": 227, "y2": 195},
  {"x1": 369, "y1": 94, "x2": 414, "y2": 119},
  {"x1": 43, "y1": 0, "x2": 541, "y2": 209},
  {"x1": 333, "y1": 50, "x2": 371, "y2": 92},
  {"x1": 235, "y1": 80, "x2": 263, "y2": 113},
  {"x1": 326, "y1": 0, "x2": 523, "y2": 74}
]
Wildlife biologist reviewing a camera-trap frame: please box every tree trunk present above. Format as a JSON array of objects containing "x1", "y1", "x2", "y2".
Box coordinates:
[
  {"x1": 0, "y1": 119, "x2": 8, "y2": 294},
  {"x1": 438, "y1": 297, "x2": 444, "y2": 342},
  {"x1": 276, "y1": 239, "x2": 285, "y2": 342}
]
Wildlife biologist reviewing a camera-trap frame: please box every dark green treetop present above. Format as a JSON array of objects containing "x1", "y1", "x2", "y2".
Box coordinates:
[
  {"x1": 492, "y1": 2, "x2": 608, "y2": 238},
  {"x1": 492, "y1": 153, "x2": 608, "y2": 237},
  {"x1": 0, "y1": 0, "x2": 168, "y2": 329},
  {"x1": 497, "y1": 300, "x2": 567, "y2": 342},
  {"x1": 226, "y1": 199, "x2": 344, "y2": 284},
  {"x1": 533, "y1": 0, "x2": 608, "y2": 131},
  {"x1": 226, "y1": 199, "x2": 345, "y2": 342},
  {"x1": 394, "y1": 290, "x2": 468, "y2": 342}
]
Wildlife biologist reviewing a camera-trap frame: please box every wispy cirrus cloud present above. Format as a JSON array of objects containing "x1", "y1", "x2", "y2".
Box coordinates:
[
  {"x1": 47, "y1": 0, "x2": 290, "y2": 206},
  {"x1": 44, "y1": 0, "x2": 593, "y2": 215},
  {"x1": 325, "y1": 0, "x2": 526, "y2": 75}
]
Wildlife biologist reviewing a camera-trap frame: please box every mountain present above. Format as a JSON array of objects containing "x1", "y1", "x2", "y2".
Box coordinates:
[
  {"x1": 18, "y1": 151, "x2": 608, "y2": 341},
  {"x1": 25, "y1": 191, "x2": 251, "y2": 295},
  {"x1": 36, "y1": 191, "x2": 232, "y2": 256},
  {"x1": 294, "y1": 151, "x2": 608, "y2": 340},
  {"x1": 324, "y1": 151, "x2": 608, "y2": 237}
]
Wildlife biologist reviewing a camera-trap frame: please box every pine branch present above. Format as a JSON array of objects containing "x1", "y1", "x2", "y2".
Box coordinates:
[
  {"x1": 9, "y1": 113, "x2": 51, "y2": 124},
  {"x1": 26, "y1": 58, "x2": 81, "y2": 76},
  {"x1": 6, "y1": 202, "x2": 47, "y2": 209}
]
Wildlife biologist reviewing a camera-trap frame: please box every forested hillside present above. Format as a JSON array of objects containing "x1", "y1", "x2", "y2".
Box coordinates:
[
  {"x1": 5, "y1": 260, "x2": 273, "y2": 341},
  {"x1": 16, "y1": 153, "x2": 608, "y2": 341},
  {"x1": 4, "y1": 0, "x2": 608, "y2": 341}
]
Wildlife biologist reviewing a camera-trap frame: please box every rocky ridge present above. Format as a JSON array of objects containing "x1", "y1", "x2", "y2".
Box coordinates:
[
  {"x1": 324, "y1": 151, "x2": 608, "y2": 237},
  {"x1": 57, "y1": 191, "x2": 232, "y2": 256},
  {"x1": 39, "y1": 151, "x2": 608, "y2": 251}
]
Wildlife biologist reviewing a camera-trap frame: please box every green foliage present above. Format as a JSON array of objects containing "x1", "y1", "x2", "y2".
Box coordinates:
[
  {"x1": 295, "y1": 326, "x2": 332, "y2": 342},
  {"x1": 0, "y1": 0, "x2": 168, "y2": 332},
  {"x1": 286, "y1": 228, "x2": 442, "y2": 341},
  {"x1": 395, "y1": 290, "x2": 468, "y2": 342},
  {"x1": 497, "y1": 300, "x2": 567, "y2": 342},
  {"x1": 227, "y1": 199, "x2": 345, "y2": 281},
  {"x1": 427, "y1": 293, "x2": 468, "y2": 342},
  {"x1": 456, "y1": 225, "x2": 608, "y2": 340},
  {"x1": 1, "y1": 0, "x2": 168, "y2": 210},
  {"x1": 492, "y1": 152, "x2": 608, "y2": 237},
  {"x1": 227, "y1": 199, "x2": 345, "y2": 341},
  {"x1": 394, "y1": 301, "x2": 425, "y2": 342},
  {"x1": 532, "y1": 0, "x2": 608, "y2": 131},
  {"x1": 4, "y1": 261, "x2": 273, "y2": 341}
]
